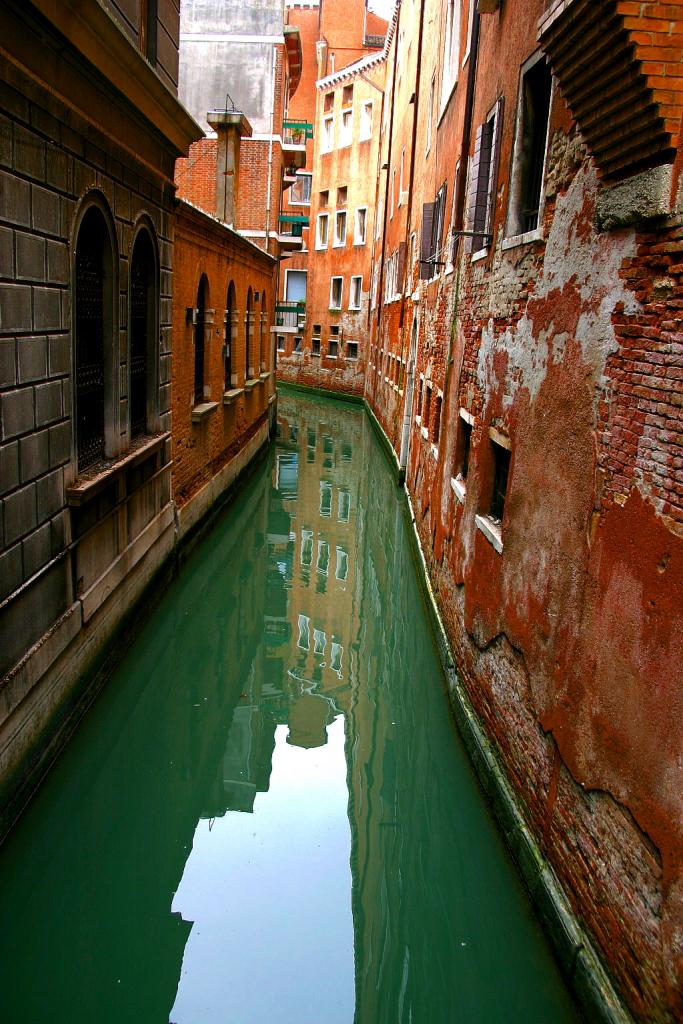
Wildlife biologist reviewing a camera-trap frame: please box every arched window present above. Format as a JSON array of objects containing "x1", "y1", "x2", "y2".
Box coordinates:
[
  {"x1": 194, "y1": 275, "x2": 208, "y2": 405},
  {"x1": 225, "y1": 281, "x2": 237, "y2": 390},
  {"x1": 245, "y1": 287, "x2": 253, "y2": 380},
  {"x1": 129, "y1": 227, "x2": 158, "y2": 437},
  {"x1": 74, "y1": 204, "x2": 115, "y2": 470},
  {"x1": 260, "y1": 292, "x2": 267, "y2": 372}
]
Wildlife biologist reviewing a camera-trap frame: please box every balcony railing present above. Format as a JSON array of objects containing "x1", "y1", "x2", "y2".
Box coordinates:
[
  {"x1": 282, "y1": 119, "x2": 314, "y2": 145},
  {"x1": 278, "y1": 214, "x2": 309, "y2": 238},
  {"x1": 276, "y1": 301, "x2": 306, "y2": 329}
]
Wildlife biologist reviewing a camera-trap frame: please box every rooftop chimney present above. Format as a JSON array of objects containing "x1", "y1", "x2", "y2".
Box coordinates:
[{"x1": 207, "y1": 109, "x2": 253, "y2": 227}]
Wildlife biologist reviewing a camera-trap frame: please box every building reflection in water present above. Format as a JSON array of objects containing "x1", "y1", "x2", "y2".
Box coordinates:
[{"x1": 0, "y1": 390, "x2": 577, "y2": 1024}]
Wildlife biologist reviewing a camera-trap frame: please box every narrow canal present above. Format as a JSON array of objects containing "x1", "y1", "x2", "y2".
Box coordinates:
[{"x1": 0, "y1": 389, "x2": 579, "y2": 1023}]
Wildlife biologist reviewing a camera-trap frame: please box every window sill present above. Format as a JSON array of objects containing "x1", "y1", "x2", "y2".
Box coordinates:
[
  {"x1": 315, "y1": 244, "x2": 328, "y2": 251},
  {"x1": 450, "y1": 476, "x2": 466, "y2": 503},
  {"x1": 244, "y1": 378, "x2": 260, "y2": 390},
  {"x1": 471, "y1": 247, "x2": 489, "y2": 263},
  {"x1": 191, "y1": 402, "x2": 219, "y2": 424},
  {"x1": 259, "y1": 371, "x2": 271, "y2": 381},
  {"x1": 223, "y1": 388, "x2": 244, "y2": 405},
  {"x1": 66, "y1": 432, "x2": 169, "y2": 506},
  {"x1": 311, "y1": 352, "x2": 320, "y2": 358},
  {"x1": 430, "y1": 443, "x2": 438, "y2": 460},
  {"x1": 415, "y1": 415, "x2": 422, "y2": 426},
  {"x1": 475, "y1": 514, "x2": 503, "y2": 554},
  {"x1": 333, "y1": 241, "x2": 347, "y2": 248},
  {"x1": 502, "y1": 227, "x2": 543, "y2": 251},
  {"x1": 421, "y1": 426, "x2": 429, "y2": 440},
  {"x1": 329, "y1": 306, "x2": 341, "y2": 312},
  {"x1": 348, "y1": 305, "x2": 361, "y2": 312},
  {"x1": 353, "y1": 240, "x2": 367, "y2": 247}
]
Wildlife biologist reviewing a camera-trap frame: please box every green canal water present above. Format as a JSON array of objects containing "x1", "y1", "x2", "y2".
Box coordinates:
[{"x1": 0, "y1": 390, "x2": 579, "y2": 1023}]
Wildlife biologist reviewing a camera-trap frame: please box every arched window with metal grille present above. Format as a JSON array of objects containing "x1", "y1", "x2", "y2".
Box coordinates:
[
  {"x1": 260, "y1": 292, "x2": 267, "y2": 373},
  {"x1": 224, "y1": 280, "x2": 237, "y2": 390},
  {"x1": 245, "y1": 286, "x2": 253, "y2": 379}
]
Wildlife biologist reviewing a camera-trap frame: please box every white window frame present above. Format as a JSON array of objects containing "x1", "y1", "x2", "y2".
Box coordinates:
[
  {"x1": 340, "y1": 109, "x2": 353, "y2": 148},
  {"x1": 359, "y1": 100, "x2": 373, "y2": 141},
  {"x1": 462, "y1": 0, "x2": 475, "y2": 68},
  {"x1": 440, "y1": 0, "x2": 461, "y2": 116},
  {"x1": 349, "y1": 275, "x2": 362, "y2": 310},
  {"x1": 316, "y1": 212, "x2": 329, "y2": 250},
  {"x1": 334, "y1": 210, "x2": 347, "y2": 247},
  {"x1": 426, "y1": 74, "x2": 435, "y2": 154},
  {"x1": 330, "y1": 276, "x2": 343, "y2": 310},
  {"x1": 354, "y1": 206, "x2": 367, "y2": 245},
  {"x1": 289, "y1": 171, "x2": 312, "y2": 206},
  {"x1": 321, "y1": 115, "x2": 334, "y2": 153}
]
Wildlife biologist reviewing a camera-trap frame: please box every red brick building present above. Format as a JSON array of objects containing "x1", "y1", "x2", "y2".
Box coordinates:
[{"x1": 281, "y1": 0, "x2": 683, "y2": 1021}]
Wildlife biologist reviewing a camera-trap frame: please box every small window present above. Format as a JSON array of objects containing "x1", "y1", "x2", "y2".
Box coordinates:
[
  {"x1": 301, "y1": 530, "x2": 313, "y2": 565},
  {"x1": 335, "y1": 547, "x2": 349, "y2": 581},
  {"x1": 313, "y1": 628, "x2": 327, "y2": 655},
  {"x1": 337, "y1": 185, "x2": 348, "y2": 206},
  {"x1": 456, "y1": 412, "x2": 473, "y2": 479},
  {"x1": 423, "y1": 383, "x2": 432, "y2": 427},
  {"x1": 320, "y1": 481, "x2": 332, "y2": 516},
  {"x1": 294, "y1": 336, "x2": 302, "y2": 352},
  {"x1": 312, "y1": 336, "x2": 321, "y2": 355},
  {"x1": 338, "y1": 490, "x2": 350, "y2": 521},
  {"x1": 324, "y1": 91, "x2": 334, "y2": 112},
  {"x1": 330, "y1": 642, "x2": 343, "y2": 674},
  {"x1": 316, "y1": 213, "x2": 329, "y2": 249},
  {"x1": 330, "y1": 325, "x2": 340, "y2": 336},
  {"x1": 290, "y1": 172, "x2": 312, "y2": 205},
  {"x1": 277, "y1": 334, "x2": 285, "y2": 352},
  {"x1": 340, "y1": 110, "x2": 353, "y2": 147},
  {"x1": 317, "y1": 540, "x2": 330, "y2": 574},
  {"x1": 349, "y1": 276, "x2": 362, "y2": 310},
  {"x1": 416, "y1": 378, "x2": 423, "y2": 417},
  {"x1": 330, "y1": 277, "x2": 343, "y2": 309},
  {"x1": 433, "y1": 394, "x2": 443, "y2": 444},
  {"x1": 468, "y1": 104, "x2": 500, "y2": 252},
  {"x1": 328, "y1": 338, "x2": 339, "y2": 357},
  {"x1": 346, "y1": 341, "x2": 358, "y2": 360},
  {"x1": 342, "y1": 84, "x2": 353, "y2": 106},
  {"x1": 334, "y1": 211, "x2": 347, "y2": 246},
  {"x1": 355, "y1": 207, "x2": 367, "y2": 245},
  {"x1": 441, "y1": 0, "x2": 461, "y2": 108},
  {"x1": 297, "y1": 614, "x2": 310, "y2": 650},
  {"x1": 322, "y1": 115, "x2": 334, "y2": 153},
  {"x1": 319, "y1": 190, "x2": 329, "y2": 208},
  {"x1": 489, "y1": 440, "x2": 511, "y2": 523},
  {"x1": 360, "y1": 101, "x2": 373, "y2": 141},
  {"x1": 313, "y1": 323, "x2": 321, "y2": 336},
  {"x1": 507, "y1": 54, "x2": 553, "y2": 238}
]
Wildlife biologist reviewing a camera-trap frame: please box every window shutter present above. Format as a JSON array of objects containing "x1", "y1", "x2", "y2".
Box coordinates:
[
  {"x1": 397, "y1": 241, "x2": 406, "y2": 293},
  {"x1": 472, "y1": 119, "x2": 494, "y2": 250},
  {"x1": 420, "y1": 202, "x2": 435, "y2": 279},
  {"x1": 485, "y1": 96, "x2": 504, "y2": 246}
]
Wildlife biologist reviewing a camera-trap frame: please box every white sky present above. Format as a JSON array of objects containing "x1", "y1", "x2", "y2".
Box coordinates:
[{"x1": 368, "y1": 0, "x2": 395, "y2": 21}]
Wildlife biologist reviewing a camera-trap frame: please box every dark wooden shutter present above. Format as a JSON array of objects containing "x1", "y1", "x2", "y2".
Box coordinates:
[
  {"x1": 420, "y1": 202, "x2": 435, "y2": 279},
  {"x1": 472, "y1": 119, "x2": 494, "y2": 250}
]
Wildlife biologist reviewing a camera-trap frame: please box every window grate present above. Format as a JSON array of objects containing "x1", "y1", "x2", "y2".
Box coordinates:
[{"x1": 75, "y1": 221, "x2": 106, "y2": 470}]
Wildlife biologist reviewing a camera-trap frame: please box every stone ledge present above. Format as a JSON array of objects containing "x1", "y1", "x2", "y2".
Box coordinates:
[
  {"x1": 191, "y1": 401, "x2": 219, "y2": 423},
  {"x1": 65, "y1": 432, "x2": 169, "y2": 506},
  {"x1": 450, "y1": 476, "x2": 466, "y2": 503},
  {"x1": 244, "y1": 378, "x2": 260, "y2": 390},
  {"x1": 475, "y1": 513, "x2": 503, "y2": 554},
  {"x1": 259, "y1": 371, "x2": 271, "y2": 381},
  {"x1": 222, "y1": 388, "x2": 244, "y2": 405},
  {"x1": 596, "y1": 164, "x2": 674, "y2": 231}
]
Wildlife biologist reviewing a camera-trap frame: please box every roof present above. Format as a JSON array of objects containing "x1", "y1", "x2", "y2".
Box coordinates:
[{"x1": 315, "y1": 1, "x2": 398, "y2": 90}]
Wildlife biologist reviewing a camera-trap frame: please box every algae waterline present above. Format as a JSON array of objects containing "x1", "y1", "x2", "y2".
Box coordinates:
[{"x1": 0, "y1": 390, "x2": 579, "y2": 1022}]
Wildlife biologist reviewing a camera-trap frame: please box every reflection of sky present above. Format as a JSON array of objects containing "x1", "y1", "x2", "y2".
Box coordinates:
[{"x1": 170, "y1": 718, "x2": 354, "y2": 1024}]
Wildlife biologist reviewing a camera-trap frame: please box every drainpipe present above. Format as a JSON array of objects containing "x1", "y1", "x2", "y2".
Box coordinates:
[{"x1": 265, "y1": 49, "x2": 277, "y2": 252}]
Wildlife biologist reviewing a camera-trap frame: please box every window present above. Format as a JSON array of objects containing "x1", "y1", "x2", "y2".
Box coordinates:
[
  {"x1": 433, "y1": 394, "x2": 443, "y2": 444},
  {"x1": 297, "y1": 614, "x2": 310, "y2": 650},
  {"x1": 399, "y1": 147, "x2": 405, "y2": 201},
  {"x1": 507, "y1": 54, "x2": 553, "y2": 239},
  {"x1": 423, "y1": 383, "x2": 432, "y2": 429},
  {"x1": 328, "y1": 337, "x2": 339, "y2": 357},
  {"x1": 317, "y1": 540, "x2": 330, "y2": 574},
  {"x1": 419, "y1": 184, "x2": 447, "y2": 279},
  {"x1": 128, "y1": 227, "x2": 157, "y2": 438},
  {"x1": 194, "y1": 275, "x2": 209, "y2": 405},
  {"x1": 416, "y1": 377, "x2": 423, "y2": 419},
  {"x1": 340, "y1": 110, "x2": 353, "y2": 147},
  {"x1": 245, "y1": 286, "x2": 254, "y2": 378},
  {"x1": 455, "y1": 410, "x2": 473, "y2": 480},
  {"x1": 74, "y1": 205, "x2": 114, "y2": 469},
  {"x1": 467, "y1": 100, "x2": 502, "y2": 253},
  {"x1": 391, "y1": 169, "x2": 396, "y2": 218},
  {"x1": 489, "y1": 438, "x2": 511, "y2": 523},
  {"x1": 355, "y1": 207, "x2": 367, "y2": 245},
  {"x1": 320, "y1": 481, "x2": 332, "y2": 516},
  {"x1": 463, "y1": 0, "x2": 475, "y2": 66},
  {"x1": 290, "y1": 172, "x2": 312, "y2": 205},
  {"x1": 441, "y1": 0, "x2": 461, "y2": 109},
  {"x1": 139, "y1": 0, "x2": 157, "y2": 62},
  {"x1": 313, "y1": 628, "x2": 327, "y2": 655},
  {"x1": 322, "y1": 115, "x2": 334, "y2": 152},
  {"x1": 346, "y1": 341, "x2": 358, "y2": 360},
  {"x1": 312, "y1": 335, "x2": 321, "y2": 355},
  {"x1": 294, "y1": 336, "x2": 302, "y2": 352},
  {"x1": 335, "y1": 547, "x2": 349, "y2": 581},
  {"x1": 330, "y1": 277, "x2": 343, "y2": 309},
  {"x1": 330, "y1": 641, "x2": 343, "y2": 674},
  {"x1": 277, "y1": 334, "x2": 285, "y2": 352},
  {"x1": 334, "y1": 210, "x2": 347, "y2": 246},
  {"x1": 337, "y1": 185, "x2": 347, "y2": 206},
  {"x1": 320, "y1": 189, "x2": 329, "y2": 208},
  {"x1": 324, "y1": 91, "x2": 334, "y2": 112},
  {"x1": 338, "y1": 490, "x2": 350, "y2": 521},
  {"x1": 316, "y1": 213, "x2": 329, "y2": 249},
  {"x1": 313, "y1": 323, "x2": 321, "y2": 336},
  {"x1": 301, "y1": 529, "x2": 313, "y2": 565},
  {"x1": 342, "y1": 84, "x2": 353, "y2": 106},
  {"x1": 224, "y1": 280, "x2": 237, "y2": 389},
  {"x1": 349, "y1": 276, "x2": 362, "y2": 310},
  {"x1": 375, "y1": 198, "x2": 383, "y2": 240},
  {"x1": 360, "y1": 101, "x2": 373, "y2": 141}
]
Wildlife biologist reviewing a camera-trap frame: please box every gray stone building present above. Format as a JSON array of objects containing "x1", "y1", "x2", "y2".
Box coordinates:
[{"x1": 0, "y1": 0, "x2": 201, "y2": 829}]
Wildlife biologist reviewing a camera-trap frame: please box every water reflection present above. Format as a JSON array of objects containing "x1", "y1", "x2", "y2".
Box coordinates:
[{"x1": 0, "y1": 390, "x2": 579, "y2": 1023}]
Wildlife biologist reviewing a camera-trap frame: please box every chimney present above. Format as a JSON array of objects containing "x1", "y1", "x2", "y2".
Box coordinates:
[{"x1": 207, "y1": 109, "x2": 253, "y2": 227}]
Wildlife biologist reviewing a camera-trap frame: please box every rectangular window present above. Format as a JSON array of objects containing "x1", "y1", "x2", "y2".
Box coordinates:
[
  {"x1": 360, "y1": 100, "x2": 373, "y2": 140},
  {"x1": 312, "y1": 336, "x2": 321, "y2": 355},
  {"x1": 316, "y1": 213, "x2": 329, "y2": 249},
  {"x1": 290, "y1": 172, "x2": 312, "y2": 205},
  {"x1": 320, "y1": 189, "x2": 329, "y2": 208},
  {"x1": 335, "y1": 547, "x2": 349, "y2": 581},
  {"x1": 301, "y1": 529, "x2": 313, "y2": 565},
  {"x1": 294, "y1": 336, "x2": 302, "y2": 353},
  {"x1": 334, "y1": 210, "x2": 347, "y2": 246},
  {"x1": 277, "y1": 335, "x2": 285, "y2": 352},
  {"x1": 426, "y1": 74, "x2": 435, "y2": 153},
  {"x1": 507, "y1": 54, "x2": 553, "y2": 238},
  {"x1": 330, "y1": 641, "x2": 343, "y2": 674},
  {"x1": 419, "y1": 184, "x2": 447, "y2": 279},
  {"x1": 313, "y1": 323, "x2": 321, "y2": 336},
  {"x1": 489, "y1": 440, "x2": 511, "y2": 523},
  {"x1": 297, "y1": 614, "x2": 310, "y2": 650},
  {"x1": 349, "y1": 275, "x2": 362, "y2": 310},
  {"x1": 433, "y1": 394, "x2": 443, "y2": 444},
  {"x1": 338, "y1": 489, "x2": 350, "y2": 521},
  {"x1": 441, "y1": 0, "x2": 461, "y2": 108},
  {"x1": 313, "y1": 628, "x2": 327, "y2": 654},
  {"x1": 342, "y1": 84, "x2": 353, "y2": 106},
  {"x1": 322, "y1": 115, "x2": 334, "y2": 153},
  {"x1": 320, "y1": 481, "x2": 332, "y2": 516},
  {"x1": 423, "y1": 383, "x2": 432, "y2": 428},
  {"x1": 354, "y1": 206, "x2": 367, "y2": 245},
  {"x1": 346, "y1": 341, "x2": 358, "y2": 360},
  {"x1": 324, "y1": 91, "x2": 334, "y2": 112},
  {"x1": 328, "y1": 338, "x2": 339, "y2": 357},
  {"x1": 391, "y1": 169, "x2": 396, "y2": 218},
  {"x1": 456, "y1": 411, "x2": 473, "y2": 480},
  {"x1": 467, "y1": 100, "x2": 502, "y2": 253},
  {"x1": 337, "y1": 185, "x2": 348, "y2": 206},
  {"x1": 340, "y1": 110, "x2": 353, "y2": 147},
  {"x1": 317, "y1": 539, "x2": 330, "y2": 574},
  {"x1": 330, "y1": 276, "x2": 343, "y2": 309}
]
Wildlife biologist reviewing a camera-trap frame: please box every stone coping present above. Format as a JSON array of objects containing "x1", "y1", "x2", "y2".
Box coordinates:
[
  {"x1": 223, "y1": 388, "x2": 244, "y2": 405},
  {"x1": 191, "y1": 401, "x2": 219, "y2": 423},
  {"x1": 65, "y1": 432, "x2": 169, "y2": 506}
]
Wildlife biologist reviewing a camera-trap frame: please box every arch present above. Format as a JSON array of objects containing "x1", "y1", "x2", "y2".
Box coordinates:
[
  {"x1": 224, "y1": 280, "x2": 237, "y2": 390},
  {"x1": 259, "y1": 291, "x2": 268, "y2": 372},
  {"x1": 128, "y1": 220, "x2": 159, "y2": 437},
  {"x1": 245, "y1": 286, "x2": 253, "y2": 379},
  {"x1": 72, "y1": 191, "x2": 118, "y2": 470},
  {"x1": 194, "y1": 274, "x2": 209, "y2": 405}
]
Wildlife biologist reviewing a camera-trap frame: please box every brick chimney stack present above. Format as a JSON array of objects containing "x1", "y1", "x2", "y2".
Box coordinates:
[{"x1": 207, "y1": 109, "x2": 253, "y2": 227}]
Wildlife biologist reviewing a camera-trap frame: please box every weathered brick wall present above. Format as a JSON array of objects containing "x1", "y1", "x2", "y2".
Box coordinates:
[
  {"x1": 171, "y1": 204, "x2": 276, "y2": 504},
  {"x1": 175, "y1": 139, "x2": 218, "y2": 216}
]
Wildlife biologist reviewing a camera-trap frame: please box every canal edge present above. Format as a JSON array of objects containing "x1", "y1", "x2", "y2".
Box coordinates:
[{"x1": 362, "y1": 386, "x2": 634, "y2": 1024}]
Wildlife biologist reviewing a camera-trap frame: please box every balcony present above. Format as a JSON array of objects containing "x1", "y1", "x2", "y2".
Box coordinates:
[
  {"x1": 277, "y1": 213, "x2": 308, "y2": 249},
  {"x1": 274, "y1": 301, "x2": 306, "y2": 332},
  {"x1": 281, "y1": 119, "x2": 312, "y2": 169}
]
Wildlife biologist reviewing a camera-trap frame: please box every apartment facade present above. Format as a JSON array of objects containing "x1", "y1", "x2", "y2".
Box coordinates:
[{"x1": 285, "y1": 0, "x2": 683, "y2": 1020}]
